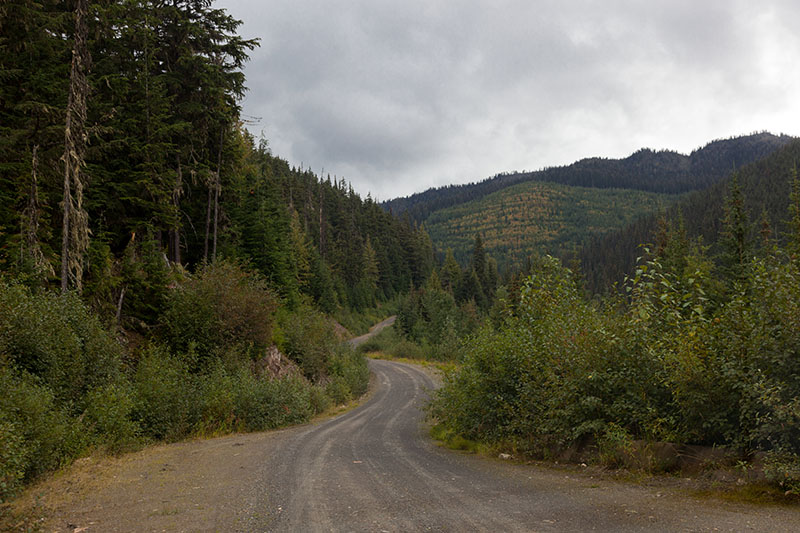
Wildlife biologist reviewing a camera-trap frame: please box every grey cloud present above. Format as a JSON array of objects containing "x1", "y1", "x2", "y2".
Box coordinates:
[{"x1": 219, "y1": 0, "x2": 800, "y2": 200}]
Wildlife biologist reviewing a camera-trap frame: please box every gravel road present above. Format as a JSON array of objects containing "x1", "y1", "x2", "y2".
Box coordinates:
[
  {"x1": 239, "y1": 359, "x2": 800, "y2": 532},
  {"x1": 347, "y1": 315, "x2": 396, "y2": 348},
  {"x1": 36, "y1": 358, "x2": 800, "y2": 532}
]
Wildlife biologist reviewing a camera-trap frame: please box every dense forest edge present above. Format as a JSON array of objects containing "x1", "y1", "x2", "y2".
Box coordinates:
[{"x1": 0, "y1": 0, "x2": 434, "y2": 508}]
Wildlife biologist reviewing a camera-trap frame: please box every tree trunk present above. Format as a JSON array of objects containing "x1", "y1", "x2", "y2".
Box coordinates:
[
  {"x1": 171, "y1": 158, "x2": 182, "y2": 264},
  {"x1": 61, "y1": 0, "x2": 90, "y2": 293},
  {"x1": 23, "y1": 145, "x2": 52, "y2": 281},
  {"x1": 319, "y1": 182, "x2": 325, "y2": 259},
  {"x1": 60, "y1": 148, "x2": 71, "y2": 291},
  {"x1": 212, "y1": 169, "x2": 219, "y2": 262},
  {"x1": 204, "y1": 178, "x2": 212, "y2": 262},
  {"x1": 115, "y1": 287, "x2": 126, "y2": 325},
  {"x1": 211, "y1": 128, "x2": 223, "y2": 262}
]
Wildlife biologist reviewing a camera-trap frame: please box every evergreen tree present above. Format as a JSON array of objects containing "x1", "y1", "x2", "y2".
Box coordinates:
[
  {"x1": 718, "y1": 174, "x2": 751, "y2": 287},
  {"x1": 0, "y1": 0, "x2": 69, "y2": 277},
  {"x1": 457, "y1": 268, "x2": 485, "y2": 310},
  {"x1": 288, "y1": 208, "x2": 313, "y2": 293},
  {"x1": 362, "y1": 236, "x2": 380, "y2": 296},
  {"x1": 440, "y1": 248, "x2": 461, "y2": 295},
  {"x1": 471, "y1": 233, "x2": 487, "y2": 286},
  {"x1": 759, "y1": 208, "x2": 772, "y2": 249},
  {"x1": 18, "y1": 145, "x2": 54, "y2": 284},
  {"x1": 60, "y1": 0, "x2": 91, "y2": 292},
  {"x1": 653, "y1": 212, "x2": 689, "y2": 275}
]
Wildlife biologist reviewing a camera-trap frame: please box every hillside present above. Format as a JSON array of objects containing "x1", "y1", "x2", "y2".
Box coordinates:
[
  {"x1": 385, "y1": 133, "x2": 792, "y2": 223},
  {"x1": 425, "y1": 180, "x2": 674, "y2": 272},
  {"x1": 580, "y1": 137, "x2": 800, "y2": 292},
  {"x1": 0, "y1": 1, "x2": 437, "y2": 508}
]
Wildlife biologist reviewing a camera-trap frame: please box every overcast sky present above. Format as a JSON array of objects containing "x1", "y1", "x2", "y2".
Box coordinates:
[{"x1": 216, "y1": 0, "x2": 800, "y2": 201}]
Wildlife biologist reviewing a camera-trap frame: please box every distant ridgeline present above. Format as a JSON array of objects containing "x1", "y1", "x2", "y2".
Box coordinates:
[
  {"x1": 383, "y1": 133, "x2": 794, "y2": 282},
  {"x1": 581, "y1": 136, "x2": 800, "y2": 293}
]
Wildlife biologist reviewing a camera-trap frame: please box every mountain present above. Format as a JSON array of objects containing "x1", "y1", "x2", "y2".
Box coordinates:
[
  {"x1": 425, "y1": 180, "x2": 674, "y2": 272},
  {"x1": 580, "y1": 137, "x2": 800, "y2": 292},
  {"x1": 384, "y1": 133, "x2": 793, "y2": 223}
]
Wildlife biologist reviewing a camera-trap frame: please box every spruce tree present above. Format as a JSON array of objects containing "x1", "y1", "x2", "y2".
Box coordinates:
[
  {"x1": 0, "y1": 0, "x2": 70, "y2": 274},
  {"x1": 60, "y1": 0, "x2": 90, "y2": 292},
  {"x1": 718, "y1": 174, "x2": 751, "y2": 288},
  {"x1": 440, "y1": 248, "x2": 462, "y2": 294}
]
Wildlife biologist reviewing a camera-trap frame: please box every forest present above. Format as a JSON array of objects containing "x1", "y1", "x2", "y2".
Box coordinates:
[
  {"x1": 3, "y1": 0, "x2": 800, "y2": 512},
  {"x1": 425, "y1": 180, "x2": 671, "y2": 273},
  {"x1": 383, "y1": 132, "x2": 791, "y2": 223},
  {"x1": 580, "y1": 138, "x2": 800, "y2": 293},
  {"x1": 384, "y1": 132, "x2": 793, "y2": 282},
  {"x1": 377, "y1": 154, "x2": 800, "y2": 494},
  {"x1": 0, "y1": 0, "x2": 434, "y2": 504}
]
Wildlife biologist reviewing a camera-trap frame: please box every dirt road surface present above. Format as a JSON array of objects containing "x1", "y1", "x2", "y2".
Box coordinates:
[
  {"x1": 33, "y1": 358, "x2": 800, "y2": 532},
  {"x1": 347, "y1": 315, "x2": 396, "y2": 348}
]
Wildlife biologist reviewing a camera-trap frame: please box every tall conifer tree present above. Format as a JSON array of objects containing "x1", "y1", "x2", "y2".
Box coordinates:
[{"x1": 61, "y1": 0, "x2": 90, "y2": 292}]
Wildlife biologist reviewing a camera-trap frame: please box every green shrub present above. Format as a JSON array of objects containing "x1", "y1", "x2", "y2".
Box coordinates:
[
  {"x1": 433, "y1": 248, "x2": 800, "y2": 493},
  {"x1": 131, "y1": 345, "x2": 197, "y2": 441},
  {"x1": 0, "y1": 419, "x2": 27, "y2": 503},
  {"x1": 194, "y1": 364, "x2": 239, "y2": 435},
  {"x1": 309, "y1": 385, "x2": 333, "y2": 414},
  {"x1": 358, "y1": 325, "x2": 430, "y2": 360},
  {"x1": 432, "y1": 256, "x2": 676, "y2": 454},
  {"x1": 328, "y1": 347, "x2": 369, "y2": 398},
  {"x1": 278, "y1": 305, "x2": 339, "y2": 380},
  {"x1": 0, "y1": 282, "x2": 123, "y2": 406},
  {"x1": 160, "y1": 260, "x2": 278, "y2": 366},
  {"x1": 325, "y1": 377, "x2": 351, "y2": 405},
  {"x1": 597, "y1": 423, "x2": 636, "y2": 469},
  {"x1": 82, "y1": 382, "x2": 140, "y2": 451},
  {"x1": 0, "y1": 367, "x2": 87, "y2": 487},
  {"x1": 764, "y1": 452, "x2": 800, "y2": 495},
  {"x1": 233, "y1": 371, "x2": 313, "y2": 431}
]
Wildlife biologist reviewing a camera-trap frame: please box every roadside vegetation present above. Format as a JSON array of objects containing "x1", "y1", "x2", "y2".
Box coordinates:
[
  {"x1": 0, "y1": 261, "x2": 371, "y2": 505},
  {"x1": 375, "y1": 169, "x2": 800, "y2": 498},
  {"x1": 429, "y1": 173, "x2": 800, "y2": 496}
]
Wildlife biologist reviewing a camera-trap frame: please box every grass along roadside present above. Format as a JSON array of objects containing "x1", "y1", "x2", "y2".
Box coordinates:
[{"x1": 425, "y1": 419, "x2": 800, "y2": 508}]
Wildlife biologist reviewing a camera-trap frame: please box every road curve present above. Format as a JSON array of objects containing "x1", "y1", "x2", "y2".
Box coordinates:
[
  {"x1": 37, "y1": 357, "x2": 800, "y2": 532},
  {"x1": 347, "y1": 315, "x2": 396, "y2": 348},
  {"x1": 235, "y1": 359, "x2": 800, "y2": 532}
]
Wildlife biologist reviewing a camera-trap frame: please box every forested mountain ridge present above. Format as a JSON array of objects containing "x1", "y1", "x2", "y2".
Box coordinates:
[
  {"x1": 424, "y1": 180, "x2": 673, "y2": 272},
  {"x1": 580, "y1": 137, "x2": 800, "y2": 292},
  {"x1": 383, "y1": 132, "x2": 792, "y2": 223}
]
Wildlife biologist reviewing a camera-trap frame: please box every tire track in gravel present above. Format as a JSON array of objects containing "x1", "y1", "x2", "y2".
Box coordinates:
[
  {"x1": 36, "y1": 356, "x2": 800, "y2": 532},
  {"x1": 238, "y1": 359, "x2": 800, "y2": 532}
]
